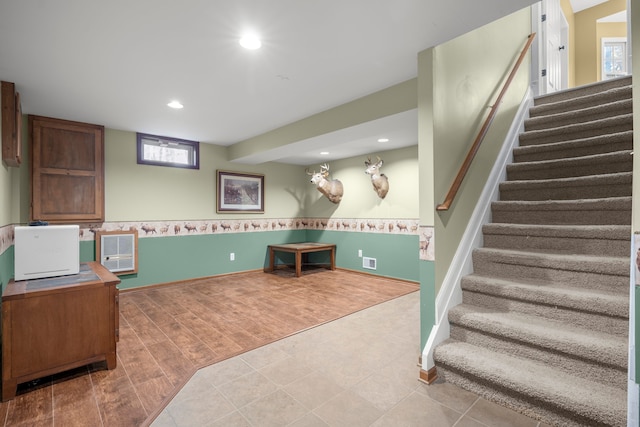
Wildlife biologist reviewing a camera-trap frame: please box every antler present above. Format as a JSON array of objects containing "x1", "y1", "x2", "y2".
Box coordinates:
[
  {"x1": 365, "y1": 156, "x2": 371, "y2": 166},
  {"x1": 320, "y1": 163, "x2": 330, "y2": 178},
  {"x1": 305, "y1": 168, "x2": 315, "y2": 176}
]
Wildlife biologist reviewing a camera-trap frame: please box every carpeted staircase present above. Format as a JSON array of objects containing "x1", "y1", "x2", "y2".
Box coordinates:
[{"x1": 433, "y1": 76, "x2": 632, "y2": 427}]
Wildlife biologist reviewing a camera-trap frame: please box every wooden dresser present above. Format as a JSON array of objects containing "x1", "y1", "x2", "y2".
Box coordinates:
[{"x1": 2, "y1": 262, "x2": 120, "y2": 401}]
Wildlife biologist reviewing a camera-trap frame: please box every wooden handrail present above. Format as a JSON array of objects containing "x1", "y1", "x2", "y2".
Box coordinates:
[{"x1": 436, "y1": 33, "x2": 536, "y2": 211}]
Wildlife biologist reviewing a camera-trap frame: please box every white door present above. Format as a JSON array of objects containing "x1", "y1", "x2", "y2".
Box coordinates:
[{"x1": 540, "y1": 0, "x2": 569, "y2": 94}]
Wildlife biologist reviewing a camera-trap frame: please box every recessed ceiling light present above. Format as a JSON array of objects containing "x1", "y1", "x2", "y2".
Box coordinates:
[
  {"x1": 239, "y1": 34, "x2": 262, "y2": 50},
  {"x1": 378, "y1": 138, "x2": 389, "y2": 143},
  {"x1": 320, "y1": 151, "x2": 329, "y2": 155},
  {"x1": 167, "y1": 101, "x2": 183, "y2": 109}
]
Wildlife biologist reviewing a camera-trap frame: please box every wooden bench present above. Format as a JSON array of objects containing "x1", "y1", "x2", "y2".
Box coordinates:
[{"x1": 265, "y1": 242, "x2": 336, "y2": 277}]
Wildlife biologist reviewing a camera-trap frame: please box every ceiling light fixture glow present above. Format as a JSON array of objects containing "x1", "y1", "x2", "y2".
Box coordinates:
[
  {"x1": 239, "y1": 34, "x2": 262, "y2": 50},
  {"x1": 378, "y1": 138, "x2": 389, "y2": 143},
  {"x1": 167, "y1": 101, "x2": 184, "y2": 109},
  {"x1": 320, "y1": 151, "x2": 329, "y2": 155}
]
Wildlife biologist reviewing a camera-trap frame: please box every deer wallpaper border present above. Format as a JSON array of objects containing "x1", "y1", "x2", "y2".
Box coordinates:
[{"x1": 0, "y1": 220, "x2": 435, "y2": 264}]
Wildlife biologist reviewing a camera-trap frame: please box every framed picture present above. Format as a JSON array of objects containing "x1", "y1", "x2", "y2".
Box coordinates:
[{"x1": 217, "y1": 170, "x2": 264, "y2": 213}]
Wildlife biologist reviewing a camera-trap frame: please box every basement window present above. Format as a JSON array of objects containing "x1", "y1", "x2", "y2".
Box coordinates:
[{"x1": 137, "y1": 133, "x2": 199, "y2": 169}]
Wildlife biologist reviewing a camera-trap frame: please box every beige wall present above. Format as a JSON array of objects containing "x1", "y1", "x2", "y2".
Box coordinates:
[
  {"x1": 105, "y1": 128, "x2": 308, "y2": 221},
  {"x1": 574, "y1": 0, "x2": 626, "y2": 86},
  {"x1": 304, "y1": 145, "x2": 418, "y2": 219},
  {"x1": 420, "y1": 8, "x2": 532, "y2": 294},
  {"x1": 596, "y1": 21, "x2": 628, "y2": 81},
  {"x1": 418, "y1": 49, "x2": 435, "y2": 227},
  {"x1": 104, "y1": 128, "x2": 418, "y2": 222}
]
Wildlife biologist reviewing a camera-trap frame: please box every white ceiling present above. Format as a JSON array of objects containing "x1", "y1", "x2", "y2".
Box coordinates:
[
  {"x1": 570, "y1": 0, "x2": 626, "y2": 22},
  {"x1": 570, "y1": 0, "x2": 607, "y2": 13},
  {"x1": 0, "y1": 0, "x2": 554, "y2": 166}
]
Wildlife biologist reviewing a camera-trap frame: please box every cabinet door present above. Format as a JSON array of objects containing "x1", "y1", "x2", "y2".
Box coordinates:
[
  {"x1": 7, "y1": 285, "x2": 112, "y2": 379},
  {"x1": 1, "y1": 81, "x2": 21, "y2": 167},
  {"x1": 30, "y1": 115, "x2": 105, "y2": 223}
]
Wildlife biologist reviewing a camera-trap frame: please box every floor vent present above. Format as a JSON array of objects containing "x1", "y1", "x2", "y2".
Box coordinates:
[{"x1": 363, "y1": 257, "x2": 377, "y2": 270}]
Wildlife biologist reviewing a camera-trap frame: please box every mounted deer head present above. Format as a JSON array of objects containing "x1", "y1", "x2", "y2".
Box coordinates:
[
  {"x1": 364, "y1": 156, "x2": 389, "y2": 199},
  {"x1": 306, "y1": 163, "x2": 343, "y2": 204}
]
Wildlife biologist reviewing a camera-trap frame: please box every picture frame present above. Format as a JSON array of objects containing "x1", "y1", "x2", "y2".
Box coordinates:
[{"x1": 217, "y1": 170, "x2": 265, "y2": 213}]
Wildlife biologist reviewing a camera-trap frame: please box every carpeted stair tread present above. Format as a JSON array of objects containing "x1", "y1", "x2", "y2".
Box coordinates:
[
  {"x1": 534, "y1": 75, "x2": 631, "y2": 106},
  {"x1": 433, "y1": 340, "x2": 627, "y2": 426},
  {"x1": 473, "y1": 247, "x2": 629, "y2": 277},
  {"x1": 492, "y1": 196, "x2": 630, "y2": 213},
  {"x1": 434, "y1": 77, "x2": 631, "y2": 426},
  {"x1": 518, "y1": 114, "x2": 632, "y2": 147},
  {"x1": 491, "y1": 196, "x2": 631, "y2": 225},
  {"x1": 472, "y1": 248, "x2": 629, "y2": 292},
  {"x1": 483, "y1": 223, "x2": 630, "y2": 240},
  {"x1": 461, "y1": 274, "x2": 629, "y2": 319},
  {"x1": 524, "y1": 98, "x2": 631, "y2": 131},
  {"x1": 461, "y1": 274, "x2": 629, "y2": 337},
  {"x1": 529, "y1": 85, "x2": 631, "y2": 117},
  {"x1": 506, "y1": 150, "x2": 632, "y2": 181},
  {"x1": 513, "y1": 130, "x2": 633, "y2": 162},
  {"x1": 499, "y1": 171, "x2": 632, "y2": 201},
  {"x1": 448, "y1": 304, "x2": 627, "y2": 366},
  {"x1": 482, "y1": 223, "x2": 630, "y2": 255}
]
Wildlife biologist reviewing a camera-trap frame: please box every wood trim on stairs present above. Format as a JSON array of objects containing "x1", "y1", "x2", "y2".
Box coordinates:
[{"x1": 419, "y1": 366, "x2": 438, "y2": 384}]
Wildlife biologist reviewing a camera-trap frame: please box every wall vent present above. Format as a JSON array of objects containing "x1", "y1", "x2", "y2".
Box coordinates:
[
  {"x1": 363, "y1": 257, "x2": 377, "y2": 270},
  {"x1": 96, "y1": 228, "x2": 139, "y2": 275},
  {"x1": 101, "y1": 234, "x2": 135, "y2": 272}
]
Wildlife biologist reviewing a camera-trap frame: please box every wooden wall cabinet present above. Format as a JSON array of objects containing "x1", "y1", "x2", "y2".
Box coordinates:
[
  {"x1": 30, "y1": 115, "x2": 105, "y2": 223},
  {"x1": 1, "y1": 81, "x2": 22, "y2": 167},
  {"x1": 2, "y1": 262, "x2": 120, "y2": 401}
]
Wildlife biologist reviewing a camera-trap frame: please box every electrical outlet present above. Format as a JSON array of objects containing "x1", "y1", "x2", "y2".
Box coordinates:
[
  {"x1": 230, "y1": 253, "x2": 235, "y2": 261},
  {"x1": 358, "y1": 249, "x2": 362, "y2": 257}
]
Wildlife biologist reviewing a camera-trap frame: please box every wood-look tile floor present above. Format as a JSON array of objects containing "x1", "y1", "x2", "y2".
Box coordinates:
[
  {"x1": 152, "y1": 287, "x2": 550, "y2": 427},
  {"x1": 0, "y1": 268, "x2": 419, "y2": 426}
]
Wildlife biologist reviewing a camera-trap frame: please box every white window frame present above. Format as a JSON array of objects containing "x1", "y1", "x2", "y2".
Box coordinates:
[{"x1": 601, "y1": 37, "x2": 628, "y2": 80}]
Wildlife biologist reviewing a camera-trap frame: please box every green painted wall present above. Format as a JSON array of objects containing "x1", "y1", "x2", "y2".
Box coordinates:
[
  {"x1": 420, "y1": 260, "x2": 435, "y2": 349},
  {"x1": 0, "y1": 247, "x2": 12, "y2": 292},
  {"x1": 79, "y1": 228, "x2": 418, "y2": 289},
  {"x1": 636, "y1": 285, "x2": 639, "y2": 384},
  {"x1": 83, "y1": 230, "x2": 307, "y2": 289},
  {"x1": 307, "y1": 229, "x2": 419, "y2": 282}
]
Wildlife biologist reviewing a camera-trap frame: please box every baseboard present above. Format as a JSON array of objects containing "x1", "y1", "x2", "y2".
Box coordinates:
[
  {"x1": 119, "y1": 268, "x2": 266, "y2": 293},
  {"x1": 120, "y1": 266, "x2": 419, "y2": 294},
  {"x1": 336, "y1": 267, "x2": 420, "y2": 286}
]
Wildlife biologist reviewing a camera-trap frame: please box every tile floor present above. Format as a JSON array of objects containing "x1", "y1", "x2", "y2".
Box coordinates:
[{"x1": 151, "y1": 292, "x2": 549, "y2": 427}]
